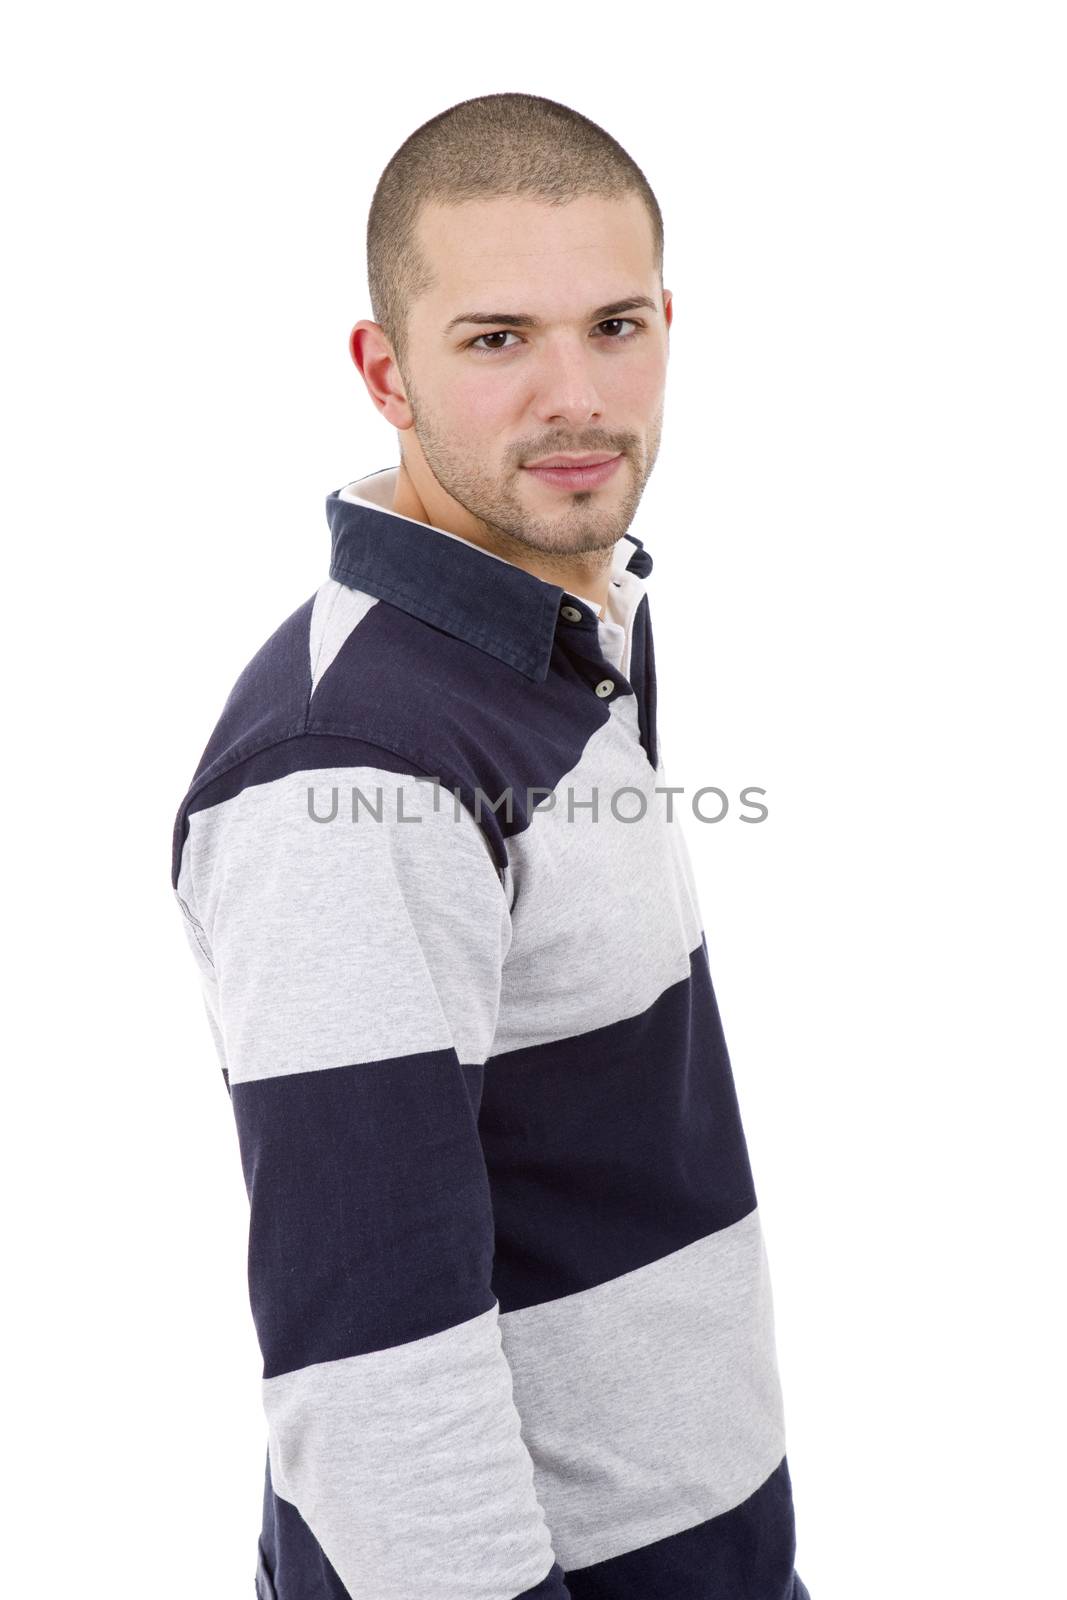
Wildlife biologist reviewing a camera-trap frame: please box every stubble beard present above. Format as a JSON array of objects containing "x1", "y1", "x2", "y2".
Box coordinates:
[{"x1": 405, "y1": 381, "x2": 663, "y2": 561}]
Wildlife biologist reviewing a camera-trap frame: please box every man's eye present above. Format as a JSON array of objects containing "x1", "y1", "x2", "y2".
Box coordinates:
[
  {"x1": 470, "y1": 330, "x2": 521, "y2": 353},
  {"x1": 467, "y1": 318, "x2": 642, "y2": 354}
]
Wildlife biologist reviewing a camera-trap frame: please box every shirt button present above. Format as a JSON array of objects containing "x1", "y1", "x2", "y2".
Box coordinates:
[
  {"x1": 560, "y1": 604, "x2": 583, "y2": 622},
  {"x1": 594, "y1": 678, "x2": 615, "y2": 697}
]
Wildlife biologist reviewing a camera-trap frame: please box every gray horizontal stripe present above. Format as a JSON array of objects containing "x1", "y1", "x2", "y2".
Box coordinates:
[
  {"x1": 263, "y1": 1301, "x2": 560, "y2": 1600},
  {"x1": 497, "y1": 701, "x2": 705, "y2": 1054},
  {"x1": 498, "y1": 1207, "x2": 787, "y2": 1571},
  {"x1": 176, "y1": 766, "x2": 511, "y2": 1082}
]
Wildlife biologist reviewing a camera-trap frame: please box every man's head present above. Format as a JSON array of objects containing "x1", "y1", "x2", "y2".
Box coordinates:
[{"x1": 351, "y1": 93, "x2": 671, "y2": 567}]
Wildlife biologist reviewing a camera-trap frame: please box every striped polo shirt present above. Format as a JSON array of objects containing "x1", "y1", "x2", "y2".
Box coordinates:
[{"x1": 170, "y1": 466, "x2": 809, "y2": 1600}]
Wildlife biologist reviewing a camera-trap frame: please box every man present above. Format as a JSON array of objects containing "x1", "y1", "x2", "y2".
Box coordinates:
[{"x1": 171, "y1": 92, "x2": 811, "y2": 1600}]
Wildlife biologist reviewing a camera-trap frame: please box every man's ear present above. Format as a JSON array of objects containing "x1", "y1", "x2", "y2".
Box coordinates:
[{"x1": 349, "y1": 320, "x2": 413, "y2": 428}]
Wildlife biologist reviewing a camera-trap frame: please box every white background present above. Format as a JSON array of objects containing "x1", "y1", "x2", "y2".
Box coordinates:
[{"x1": 4, "y1": 4, "x2": 1064, "y2": 1597}]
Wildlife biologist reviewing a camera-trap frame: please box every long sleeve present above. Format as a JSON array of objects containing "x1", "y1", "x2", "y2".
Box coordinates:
[{"x1": 172, "y1": 738, "x2": 571, "y2": 1600}]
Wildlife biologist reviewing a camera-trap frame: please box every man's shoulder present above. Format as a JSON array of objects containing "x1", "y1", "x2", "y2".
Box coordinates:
[
  {"x1": 170, "y1": 577, "x2": 513, "y2": 889},
  {"x1": 178, "y1": 585, "x2": 319, "y2": 802}
]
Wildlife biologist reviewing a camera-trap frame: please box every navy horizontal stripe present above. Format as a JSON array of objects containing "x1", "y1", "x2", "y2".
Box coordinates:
[
  {"x1": 483, "y1": 938, "x2": 757, "y2": 1312},
  {"x1": 170, "y1": 592, "x2": 316, "y2": 888},
  {"x1": 172, "y1": 602, "x2": 652, "y2": 886},
  {"x1": 187, "y1": 592, "x2": 316, "y2": 792},
  {"x1": 232, "y1": 1049, "x2": 494, "y2": 1379},
  {"x1": 183, "y1": 732, "x2": 427, "y2": 821},
  {"x1": 304, "y1": 592, "x2": 643, "y2": 861}
]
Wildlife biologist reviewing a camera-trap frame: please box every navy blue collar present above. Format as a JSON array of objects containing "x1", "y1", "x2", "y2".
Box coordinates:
[{"x1": 325, "y1": 483, "x2": 653, "y2": 684}]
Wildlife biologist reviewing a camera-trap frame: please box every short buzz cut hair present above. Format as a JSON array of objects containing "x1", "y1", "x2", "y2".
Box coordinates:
[{"x1": 366, "y1": 92, "x2": 664, "y2": 376}]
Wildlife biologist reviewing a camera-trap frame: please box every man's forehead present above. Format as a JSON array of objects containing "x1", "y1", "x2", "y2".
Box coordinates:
[{"x1": 413, "y1": 194, "x2": 656, "y2": 313}]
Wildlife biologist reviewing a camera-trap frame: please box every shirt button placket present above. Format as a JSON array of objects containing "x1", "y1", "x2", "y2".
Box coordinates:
[{"x1": 558, "y1": 598, "x2": 619, "y2": 698}]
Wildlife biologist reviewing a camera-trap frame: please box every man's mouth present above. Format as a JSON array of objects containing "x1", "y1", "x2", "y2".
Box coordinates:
[{"x1": 521, "y1": 453, "x2": 624, "y2": 491}]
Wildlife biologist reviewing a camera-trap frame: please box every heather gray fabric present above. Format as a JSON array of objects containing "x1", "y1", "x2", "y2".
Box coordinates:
[
  {"x1": 177, "y1": 768, "x2": 510, "y2": 1082},
  {"x1": 265, "y1": 1303, "x2": 559, "y2": 1600},
  {"x1": 499, "y1": 1208, "x2": 787, "y2": 1570},
  {"x1": 495, "y1": 702, "x2": 703, "y2": 1053}
]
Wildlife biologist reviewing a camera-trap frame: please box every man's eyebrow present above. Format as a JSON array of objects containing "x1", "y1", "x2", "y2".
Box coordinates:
[{"x1": 444, "y1": 296, "x2": 659, "y2": 336}]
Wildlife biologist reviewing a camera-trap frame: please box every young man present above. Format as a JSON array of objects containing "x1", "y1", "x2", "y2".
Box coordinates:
[{"x1": 171, "y1": 92, "x2": 811, "y2": 1600}]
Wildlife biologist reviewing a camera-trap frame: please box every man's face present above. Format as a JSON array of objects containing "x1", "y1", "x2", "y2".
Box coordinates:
[{"x1": 398, "y1": 192, "x2": 670, "y2": 558}]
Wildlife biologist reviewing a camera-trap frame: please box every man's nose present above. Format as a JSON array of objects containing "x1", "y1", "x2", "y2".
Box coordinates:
[{"x1": 529, "y1": 335, "x2": 606, "y2": 424}]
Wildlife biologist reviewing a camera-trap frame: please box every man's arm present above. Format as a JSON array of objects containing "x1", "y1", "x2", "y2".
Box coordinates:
[{"x1": 173, "y1": 738, "x2": 570, "y2": 1600}]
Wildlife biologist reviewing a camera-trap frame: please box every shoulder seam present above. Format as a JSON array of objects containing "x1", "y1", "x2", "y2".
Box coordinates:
[{"x1": 179, "y1": 725, "x2": 510, "y2": 886}]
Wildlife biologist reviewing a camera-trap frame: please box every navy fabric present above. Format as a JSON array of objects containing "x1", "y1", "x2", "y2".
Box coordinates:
[
  {"x1": 482, "y1": 937, "x2": 758, "y2": 1311},
  {"x1": 235, "y1": 1047, "x2": 494, "y2": 1379}
]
